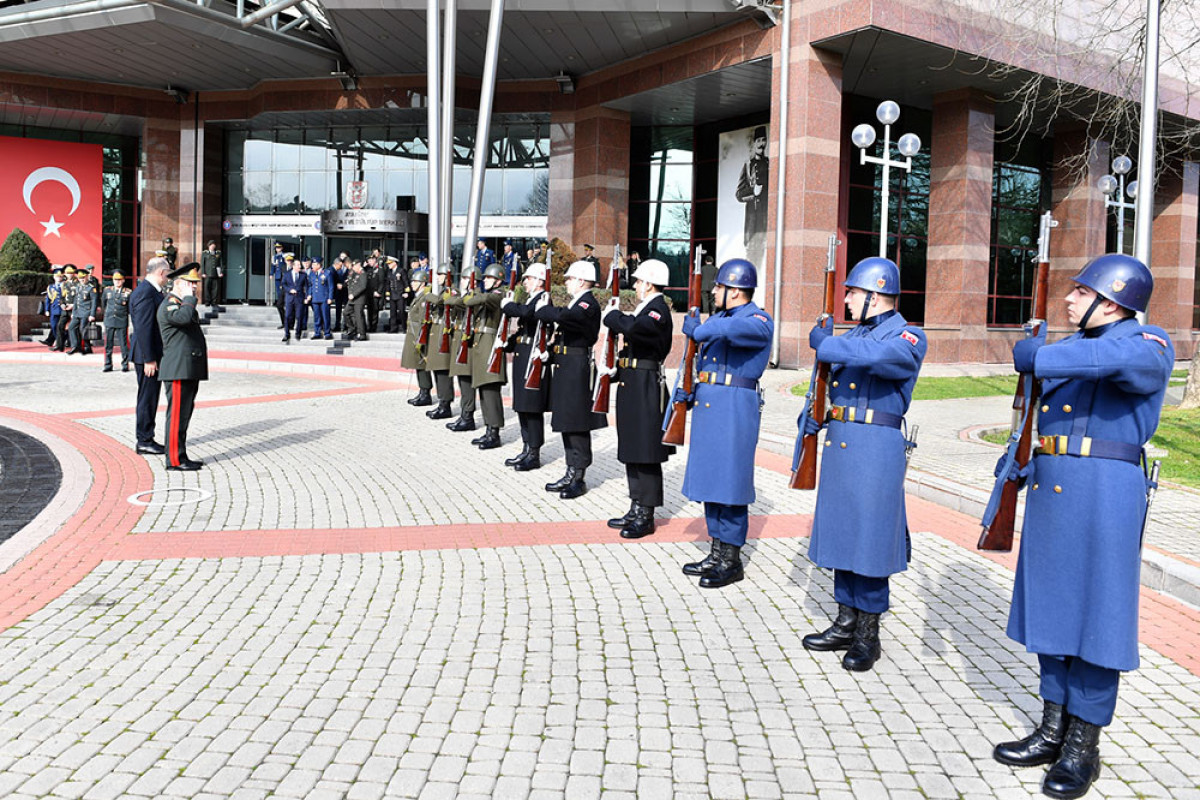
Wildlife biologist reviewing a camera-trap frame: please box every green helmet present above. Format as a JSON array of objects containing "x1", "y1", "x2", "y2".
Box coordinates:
[
  {"x1": 411, "y1": 268, "x2": 429, "y2": 283},
  {"x1": 437, "y1": 262, "x2": 452, "y2": 275},
  {"x1": 483, "y1": 263, "x2": 504, "y2": 281}
]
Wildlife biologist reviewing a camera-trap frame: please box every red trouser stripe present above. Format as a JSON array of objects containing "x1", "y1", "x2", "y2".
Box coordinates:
[{"x1": 169, "y1": 380, "x2": 181, "y2": 466}]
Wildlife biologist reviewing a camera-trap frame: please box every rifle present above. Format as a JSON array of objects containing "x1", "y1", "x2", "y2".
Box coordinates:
[
  {"x1": 438, "y1": 270, "x2": 453, "y2": 355},
  {"x1": 455, "y1": 269, "x2": 477, "y2": 365},
  {"x1": 979, "y1": 211, "x2": 1057, "y2": 551},
  {"x1": 418, "y1": 287, "x2": 432, "y2": 350},
  {"x1": 591, "y1": 245, "x2": 622, "y2": 414},
  {"x1": 791, "y1": 234, "x2": 840, "y2": 490},
  {"x1": 524, "y1": 244, "x2": 552, "y2": 390},
  {"x1": 662, "y1": 245, "x2": 703, "y2": 446},
  {"x1": 486, "y1": 254, "x2": 521, "y2": 375}
]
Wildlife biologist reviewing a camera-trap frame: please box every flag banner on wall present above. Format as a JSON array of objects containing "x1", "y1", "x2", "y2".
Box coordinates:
[{"x1": 0, "y1": 135, "x2": 103, "y2": 270}]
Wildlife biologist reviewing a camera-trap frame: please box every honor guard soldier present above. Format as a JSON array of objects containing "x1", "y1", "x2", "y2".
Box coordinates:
[
  {"x1": 425, "y1": 263, "x2": 458, "y2": 419},
  {"x1": 200, "y1": 240, "x2": 223, "y2": 307},
  {"x1": 535, "y1": 260, "x2": 608, "y2": 499},
  {"x1": 991, "y1": 254, "x2": 1173, "y2": 800},
  {"x1": 800, "y1": 257, "x2": 927, "y2": 672},
  {"x1": 344, "y1": 260, "x2": 369, "y2": 341},
  {"x1": 602, "y1": 258, "x2": 675, "y2": 539},
  {"x1": 162, "y1": 237, "x2": 177, "y2": 269},
  {"x1": 67, "y1": 266, "x2": 98, "y2": 355},
  {"x1": 100, "y1": 271, "x2": 132, "y2": 372},
  {"x1": 157, "y1": 263, "x2": 209, "y2": 471},
  {"x1": 500, "y1": 263, "x2": 551, "y2": 471},
  {"x1": 281, "y1": 255, "x2": 309, "y2": 343},
  {"x1": 444, "y1": 268, "x2": 478, "y2": 433},
  {"x1": 678, "y1": 258, "x2": 773, "y2": 588},
  {"x1": 41, "y1": 267, "x2": 65, "y2": 349},
  {"x1": 465, "y1": 262, "x2": 507, "y2": 449},
  {"x1": 402, "y1": 267, "x2": 435, "y2": 406}
]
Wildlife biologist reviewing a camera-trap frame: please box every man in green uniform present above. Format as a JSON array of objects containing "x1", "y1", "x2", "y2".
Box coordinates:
[
  {"x1": 465, "y1": 262, "x2": 508, "y2": 449},
  {"x1": 344, "y1": 261, "x2": 369, "y2": 341},
  {"x1": 100, "y1": 270, "x2": 132, "y2": 372},
  {"x1": 200, "y1": 240, "x2": 223, "y2": 307},
  {"x1": 425, "y1": 263, "x2": 457, "y2": 420},
  {"x1": 67, "y1": 267, "x2": 97, "y2": 355},
  {"x1": 157, "y1": 263, "x2": 209, "y2": 471},
  {"x1": 401, "y1": 267, "x2": 434, "y2": 406},
  {"x1": 444, "y1": 268, "x2": 478, "y2": 432}
]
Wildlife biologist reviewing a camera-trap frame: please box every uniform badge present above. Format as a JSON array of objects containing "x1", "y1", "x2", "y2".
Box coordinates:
[
  {"x1": 648, "y1": 310, "x2": 661, "y2": 321},
  {"x1": 753, "y1": 313, "x2": 768, "y2": 322},
  {"x1": 900, "y1": 329, "x2": 919, "y2": 346},
  {"x1": 876, "y1": 278, "x2": 887, "y2": 289},
  {"x1": 1142, "y1": 332, "x2": 1167, "y2": 346},
  {"x1": 1111, "y1": 279, "x2": 1126, "y2": 293},
  {"x1": 580, "y1": 301, "x2": 590, "y2": 309}
]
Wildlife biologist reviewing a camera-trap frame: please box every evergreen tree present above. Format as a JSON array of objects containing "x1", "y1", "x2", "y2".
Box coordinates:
[{"x1": 0, "y1": 228, "x2": 52, "y2": 275}]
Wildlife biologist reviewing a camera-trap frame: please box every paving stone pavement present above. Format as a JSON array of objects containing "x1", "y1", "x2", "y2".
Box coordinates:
[{"x1": 0, "y1": 346, "x2": 1199, "y2": 799}]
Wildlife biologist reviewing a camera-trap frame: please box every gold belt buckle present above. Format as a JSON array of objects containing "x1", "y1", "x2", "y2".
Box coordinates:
[{"x1": 829, "y1": 405, "x2": 845, "y2": 422}]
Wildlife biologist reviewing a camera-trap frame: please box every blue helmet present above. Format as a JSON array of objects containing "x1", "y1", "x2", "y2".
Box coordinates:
[
  {"x1": 845, "y1": 257, "x2": 900, "y2": 295},
  {"x1": 1071, "y1": 253, "x2": 1153, "y2": 313},
  {"x1": 715, "y1": 258, "x2": 758, "y2": 289}
]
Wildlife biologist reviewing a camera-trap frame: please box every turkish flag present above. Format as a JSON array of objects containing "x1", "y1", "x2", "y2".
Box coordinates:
[{"x1": 0, "y1": 135, "x2": 103, "y2": 273}]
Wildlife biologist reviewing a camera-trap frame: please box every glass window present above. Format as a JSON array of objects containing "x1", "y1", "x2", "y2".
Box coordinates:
[
  {"x1": 481, "y1": 170, "x2": 503, "y2": 215},
  {"x1": 227, "y1": 172, "x2": 245, "y2": 214},
  {"x1": 244, "y1": 131, "x2": 273, "y2": 171},
  {"x1": 988, "y1": 159, "x2": 1047, "y2": 325},
  {"x1": 273, "y1": 172, "x2": 300, "y2": 211},
  {"x1": 274, "y1": 130, "x2": 302, "y2": 171},
  {"x1": 244, "y1": 172, "x2": 272, "y2": 213},
  {"x1": 300, "y1": 172, "x2": 330, "y2": 212},
  {"x1": 385, "y1": 171, "x2": 414, "y2": 209}
]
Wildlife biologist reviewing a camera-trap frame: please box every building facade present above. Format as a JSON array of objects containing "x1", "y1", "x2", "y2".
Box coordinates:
[{"x1": 0, "y1": 0, "x2": 1196, "y2": 361}]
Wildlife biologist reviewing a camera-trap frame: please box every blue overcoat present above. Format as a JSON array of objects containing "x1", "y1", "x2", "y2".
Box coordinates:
[
  {"x1": 681, "y1": 302, "x2": 773, "y2": 506},
  {"x1": 806, "y1": 311, "x2": 926, "y2": 577},
  {"x1": 1007, "y1": 319, "x2": 1173, "y2": 672}
]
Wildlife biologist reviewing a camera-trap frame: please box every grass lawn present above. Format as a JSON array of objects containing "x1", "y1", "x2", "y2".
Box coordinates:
[{"x1": 790, "y1": 374, "x2": 1018, "y2": 402}]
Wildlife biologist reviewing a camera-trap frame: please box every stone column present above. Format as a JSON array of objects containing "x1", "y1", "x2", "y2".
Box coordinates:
[
  {"x1": 140, "y1": 116, "x2": 183, "y2": 273},
  {"x1": 1148, "y1": 161, "x2": 1198, "y2": 357},
  {"x1": 923, "y1": 89, "x2": 995, "y2": 363},
  {"x1": 1048, "y1": 132, "x2": 1109, "y2": 333},
  {"x1": 547, "y1": 106, "x2": 630, "y2": 265}
]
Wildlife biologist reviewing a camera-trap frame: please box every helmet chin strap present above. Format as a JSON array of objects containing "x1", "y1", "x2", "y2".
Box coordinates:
[
  {"x1": 858, "y1": 291, "x2": 875, "y2": 324},
  {"x1": 1077, "y1": 294, "x2": 1106, "y2": 330}
]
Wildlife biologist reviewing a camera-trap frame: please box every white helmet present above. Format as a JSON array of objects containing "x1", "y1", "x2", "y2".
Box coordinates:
[
  {"x1": 522, "y1": 263, "x2": 548, "y2": 281},
  {"x1": 565, "y1": 260, "x2": 597, "y2": 283},
  {"x1": 632, "y1": 258, "x2": 670, "y2": 288}
]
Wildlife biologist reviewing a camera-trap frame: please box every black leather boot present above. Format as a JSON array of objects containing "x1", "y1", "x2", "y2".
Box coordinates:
[
  {"x1": 470, "y1": 428, "x2": 488, "y2": 444},
  {"x1": 620, "y1": 505, "x2": 656, "y2": 539},
  {"x1": 682, "y1": 539, "x2": 719, "y2": 577},
  {"x1": 447, "y1": 415, "x2": 476, "y2": 432},
  {"x1": 505, "y1": 445, "x2": 531, "y2": 467},
  {"x1": 1042, "y1": 717, "x2": 1102, "y2": 799},
  {"x1": 407, "y1": 389, "x2": 432, "y2": 406},
  {"x1": 559, "y1": 468, "x2": 587, "y2": 499},
  {"x1": 426, "y1": 402, "x2": 453, "y2": 420},
  {"x1": 513, "y1": 449, "x2": 541, "y2": 471},
  {"x1": 699, "y1": 542, "x2": 744, "y2": 588},
  {"x1": 842, "y1": 612, "x2": 881, "y2": 671},
  {"x1": 608, "y1": 500, "x2": 638, "y2": 529},
  {"x1": 545, "y1": 467, "x2": 575, "y2": 492},
  {"x1": 477, "y1": 427, "x2": 501, "y2": 450},
  {"x1": 994, "y1": 701, "x2": 1067, "y2": 767},
  {"x1": 802, "y1": 604, "x2": 858, "y2": 652}
]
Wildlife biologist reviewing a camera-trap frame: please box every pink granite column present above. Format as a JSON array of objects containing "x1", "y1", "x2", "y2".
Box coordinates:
[
  {"x1": 549, "y1": 106, "x2": 630, "y2": 266},
  {"x1": 1148, "y1": 161, "x2": 1198, "y2": 357},
  {"x1": 1048, "y1": 132, "x2": 1109, "y2": 334},
  {"x1": 923, "y1": 89, "x2": 994, "y2": 362},
  {"x1": 141, "y1": 116, "x2": 183, "y2": 272}
]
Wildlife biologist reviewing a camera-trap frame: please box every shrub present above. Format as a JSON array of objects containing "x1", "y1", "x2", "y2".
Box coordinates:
[
  {"x1": 0, "y1": 228, "x2": 52, "y2": 276},
  {"x1": 0, "y1": 270, "x2": 51, "y2": 296}
]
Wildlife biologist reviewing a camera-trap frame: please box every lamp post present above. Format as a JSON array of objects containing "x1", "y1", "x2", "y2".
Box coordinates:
[
  {"x1": 851, "y1": 100, "x2": 922, "y2": 259},
  {"x1": 1097, "y1": 155, "x2": 1136, "y2": 254}
]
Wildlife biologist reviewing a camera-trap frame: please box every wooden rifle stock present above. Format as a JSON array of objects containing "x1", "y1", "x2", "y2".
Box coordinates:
[
  {"x1": 590, "y1": 247, "x2": 622, "y2": 414},
  {"x1": 662, "y1": 247, "x2": 704, "y2": 446},
  {"x1": 524, "y1": 248, "x2": 552, "y2": 390},
  {"x1": 417, "y1": 292, "x2": 431, "y2": 348},
  {"x1": 791, "y1": 235, "x2": 841, "y2": 490},
  {"x1": 438, "y1": 284, "x2": 453, "y2": 354},
  {"x1": 485, "y1": 257, "x2": 521, "y2": 375},
  {"x1": 978, "y1": 211, "x2": 1056, "y2": 551},
  {"x1": 455, "y1": 270, "x2": 477, "y2": 365}
]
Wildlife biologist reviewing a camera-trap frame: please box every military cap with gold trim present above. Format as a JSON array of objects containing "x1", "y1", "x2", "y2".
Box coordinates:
[{"x1": 169, "y1": 262, "x2": 203, "y2": 283}]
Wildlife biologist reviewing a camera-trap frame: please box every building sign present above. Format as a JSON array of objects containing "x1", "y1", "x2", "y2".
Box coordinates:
[
  {"x1": 346, "y1": 181, "x2": 368, "y2": 210},
  {"x1": 0, "y1": 135, "x2": 102, "y2": 268},
  {"x1": 320, "y1": 209, "x2": 426, "y2": 234},
  {"x1": 452, "y1": 215, "x2": 548, "y2": 239},
  {"x1": 223, "y1": 215, "x2": 322, "y2": 236}
]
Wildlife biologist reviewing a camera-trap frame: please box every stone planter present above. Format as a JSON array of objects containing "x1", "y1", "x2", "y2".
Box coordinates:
[{"x1": 0, "y1": 296, "x2": 44, "y2": 342}]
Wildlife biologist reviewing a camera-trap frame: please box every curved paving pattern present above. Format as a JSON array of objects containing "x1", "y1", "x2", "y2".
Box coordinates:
[{"x1": 0, "y1": 425, "x2": 62, "y2": 544}]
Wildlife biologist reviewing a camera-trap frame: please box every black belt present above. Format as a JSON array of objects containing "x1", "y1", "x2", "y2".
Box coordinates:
[
  {"x1": 552, "y1": 345, "x2": 588, "y2": 356},
  {"x1": 827, "y1": 404, "x2": 904, "y2": 429},
  {"x1": 618, "y1": 358, "x2": 661, "y2": 371},
  {"x1": 1035, "y1": 435, "x2": 1142, "y2": 465},
  {"x1": 476, "y1": 326, "x2": 497, "y2": 335},
  {"x1": 697, "y1": 371, "x2": 758, "y2": 390}
]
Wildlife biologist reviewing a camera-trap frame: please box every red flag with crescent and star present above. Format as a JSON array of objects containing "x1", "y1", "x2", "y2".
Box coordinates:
[{"x1": 0, "y1": 135, "x2": 103, "y2": 271}]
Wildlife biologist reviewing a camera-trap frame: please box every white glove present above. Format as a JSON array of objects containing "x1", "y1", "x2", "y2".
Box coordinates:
[
  {"x1": 599, "y1": 364, "x2": 618, "y2": 378},
  {"x1": 492, "y1": 337, "x2": 506, "y2": 350},
  {"x1": 606, "y1": 297, "x2": 619, "y2": 311},
  {"x1": 537, "y1": 349, "x2": 550, "y2": 363}
]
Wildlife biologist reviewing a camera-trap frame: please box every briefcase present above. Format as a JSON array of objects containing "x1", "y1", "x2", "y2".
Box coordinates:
[{"x1": 85, "y1": 322, "x2": 103, "y2": 342}]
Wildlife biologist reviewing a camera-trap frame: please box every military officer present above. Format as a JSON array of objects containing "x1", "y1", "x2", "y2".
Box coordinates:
[
  {"x1": 53, "y1": 266, "x2": 76, "y2": 351},
  {"x1": 386, "y1": 256, "x2": 408, "y2": 332},
  {"x1": 601, "y1": 259, "x2": 675, "y2": 539},
  {"x1": 41, "y1": 267, "x2": 65, "y2": 349},
  {"x1": 332, "y1": 252, "x2": 350, "y2": 332},
  {"x1": 500, "y1": 239, "x2": 521, "y2": 284},
  {"x1": 365, "y1": 254, "x2": 383, "y2": 333},
  {"x1": 535, "y1": 260, "x2": 608, "y2": 499},
  {"x1": 500, "y1": 263, "x2": 552, "y2": 471},
  {"x1": 990, "y1": 254, "x2": 1173, "y2": 800},
  {"x1": 465, "y1": 262, "x2": 508, "y2": 449},
  {"x1": 100, "y1": 271, "x2": 133, "y2": 372},
  {"x1": 402, "y1": 267, "x2": 435, "y2": 406},
  {"x1": 425, "y1": 263, "x2": 457, "y2": 420},
  {"x1": 309, "y1": 256, "x2": 334, "y2": 340},
  {"x1": 162, "y1": 237, "x2": 177, "y2": 269},
  {"x1": 580, "y1": 244, "x2": 600, "y2": 268},
  {"x1": 67, "y1": 266, "x2": 98, "y2": 355},
  {"x1": 281, "y1": 255, "x2": 309, "y2": 343},
  {"x1": 678, "y1": 258, "x2": 773, "y2": 588},
  {"x1": 157, "y1": 263, "x2": 209, "y2": 471},
  {"x1": 799, "y1": 257, "x2": 927, "y2": 672},
  {"x1": 444, "y1": 268, "x2": 478, "y2": 433},
  {"x1": 344, "y1": 260, "x2": 369, "y2": 341},
  {"x1": 200, "y1": 240, "x2": 223, "y2": 306},
  {"x1": 474, "y1": 237, "x2": 496, "y2": 271},
  {"x1": 272, "y1": 250, "x2": 290, "y2": 329}
]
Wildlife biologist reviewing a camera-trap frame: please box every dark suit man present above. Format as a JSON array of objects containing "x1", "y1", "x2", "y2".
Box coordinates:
[
  {"x1": 158, "y1": 264, "x2": 209, "y2": 471},
  {"x1": 281, "y1": 261, "x2": 309, "y2": 343},
  {"x1": 130, "y1": 258, "x2": 169, "y2": 454}
]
